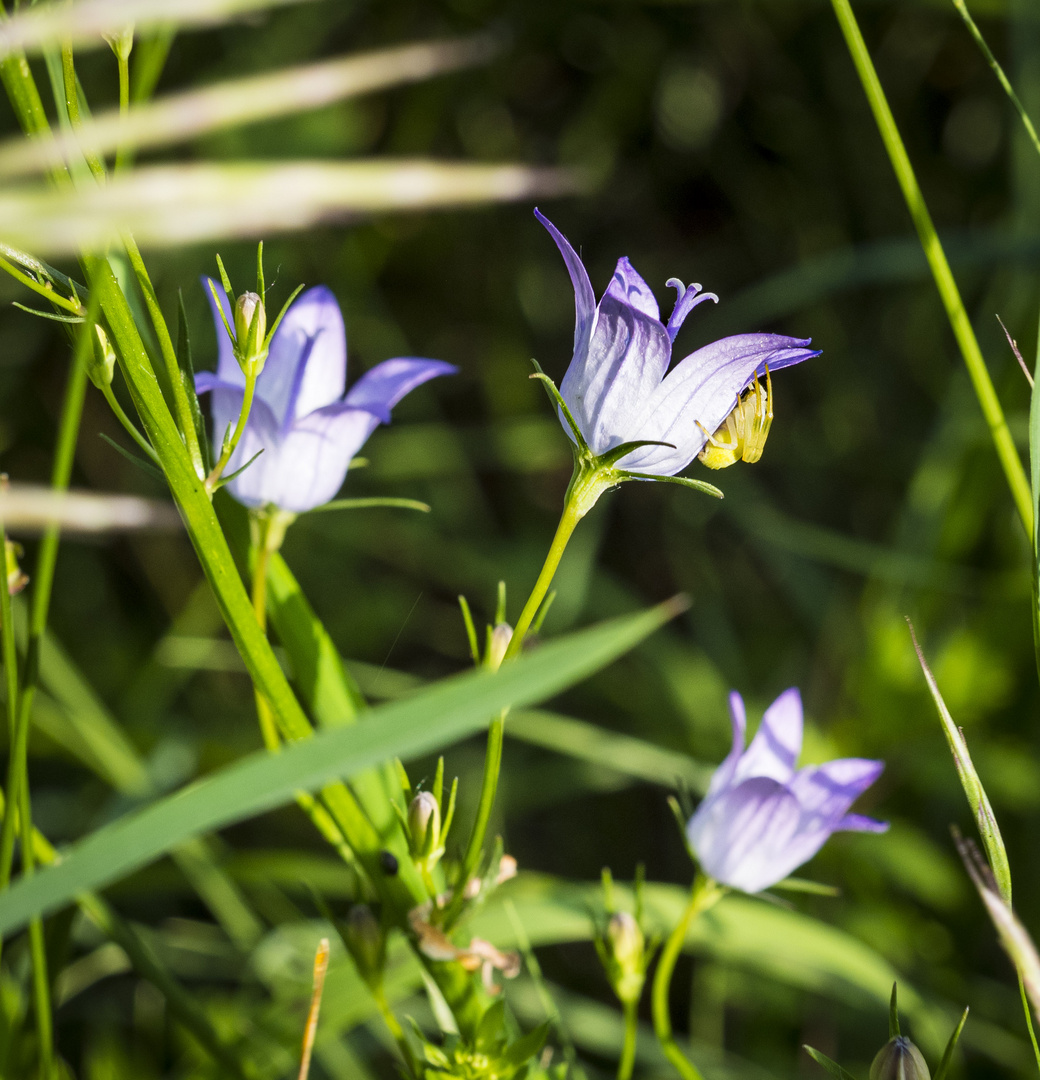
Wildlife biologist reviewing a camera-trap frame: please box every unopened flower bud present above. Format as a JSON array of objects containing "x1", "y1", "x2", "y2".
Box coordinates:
[
  {"x1": 234, "y1": 291, "x2": 267, "y2": 370},
  {"x1": 602, "y1": 911, "x2": 646, "y2": 1004},
  {"x1": 408, "y1": 790, "x2": 440, "y2": 858},
  {"x1": 88, "y1": 325, "x2": 116, "y2": 390},
  {"x1": 103, "y1": 24, "x2": 134, "y2": 61},
  {"x1": 342, "y1": 904, "x2": 385, "y2": 987},
  {"x1": 870, "y1": 1037, "x2": 930, "y2": 1080},
  {"x1": 487, "y1": 622, "x2": 513, "y2": 671},
  {"x1": 4, "y1": 540, "x2": 27, "y2": 596}
]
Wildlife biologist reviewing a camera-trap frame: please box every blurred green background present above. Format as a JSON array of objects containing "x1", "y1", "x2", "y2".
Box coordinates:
[{"x1": 2, "y1": 0, "x2": 1039, "y2": 1076}]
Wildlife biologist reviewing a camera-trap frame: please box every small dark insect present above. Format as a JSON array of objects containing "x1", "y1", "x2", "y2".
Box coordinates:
[{"x1": 379, "y1": 850, "x2": 399, "y2": 876}]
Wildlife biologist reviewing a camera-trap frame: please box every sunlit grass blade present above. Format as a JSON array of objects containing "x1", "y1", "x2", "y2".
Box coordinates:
[
  {"x1": 0, "y1": 161, "x2": 581, "y2": 254},
  {"x1": 0, "y1": 599, "x2": 680, "y2": 937},
  {"x1": 0, "y1": 0, "x2": 314, "y2": 59},
  {"x1": 1031, "y1": 316, "x2": 1040, "y2": 683},
  {"x1": 830, "y1": 0, "x2": 1032, "y2": 533},
  {"x1": 0, "y1": 36, "x2": 496, "y2": 179},
  {"x1": 957, "y1": 834, "x2": 1040, "y2": 1027},
  {"x1": 908, "y1": 620, "x2": 1010, "y2": 901},
  {"x1": 11, "y1": 161, "x2": 582, "y2": 256},
  {"x1": 952, "y1": 0, "x2": 1040, "y2": 159},
  {"x1": 0, "y1": 483, "x2": 180, "y2": 534}
]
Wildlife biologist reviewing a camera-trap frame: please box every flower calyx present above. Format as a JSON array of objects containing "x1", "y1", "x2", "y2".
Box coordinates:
[
  {"x1": 208, "y1": 244, "x2": 302, "y2": 380},
  {"x1": 458, "y1": 582, "x2": 518, "y2": 671},
  {"x1": 530, "y1": 360, "x2": 724, "y2": 521},
  {"x1": 805, "y1": 984, "x2": 968, "y2": 1080},
  {"x1": 594, "y1": 866, "x2": 658, "y2": 1007},
  {"x1": 395, "y1": 756, "x2": 456, "y2": 880},
  {"x1": 418, "y1": 1000, "x2": 549, "y2": 1080}
]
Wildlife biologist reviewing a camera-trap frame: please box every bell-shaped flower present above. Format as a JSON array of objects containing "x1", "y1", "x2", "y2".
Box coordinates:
[
  {"x1": 687, "y1": 688, "x2": 886, "y2": 893},
  {"x1": 196, "y1": 282, "x2": 456, "y2": 513},
  {"x1": 535, "y1": 209, "x2": 818, "y2": 477}
]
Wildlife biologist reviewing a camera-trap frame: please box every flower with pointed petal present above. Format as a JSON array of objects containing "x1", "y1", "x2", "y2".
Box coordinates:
[
  {"x1": 687, "y1": 688, "x2": 887, "y2": 893},
  {"x1": 535, "y1": 209, "x2": 818, "y2": 481},
  {"x1": 196, "y1": 281, "x2": 455, "y2": 513}
]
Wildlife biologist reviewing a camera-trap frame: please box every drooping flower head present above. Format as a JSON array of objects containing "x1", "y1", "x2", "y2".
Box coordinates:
[
  {"x1": 687, "y1": 688, "x2": 886, "y2": 893},
  {"x1": 196, "y1": 282, "x2": 455, "y2": 513},
  {"x1": 535, "y1": 209, "x2": 818, "y2": 479}
]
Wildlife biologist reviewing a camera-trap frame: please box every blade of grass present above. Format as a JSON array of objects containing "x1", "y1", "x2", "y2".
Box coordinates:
[
  {"x1": 0, "y1": 600, "x2": 679, "y2": 938},
  {"x1": 0, "y1": 36, "x2": 497, "y2": 179},
  {"x1": 830, "y1": 0, "x2": 1032, "y2": 533},
  {"x1": 0, "y1": 160, "x2": 582, "y2": 255},
  {"x1": 0, "y1": 0, "x2": 314, "y2": 59}
]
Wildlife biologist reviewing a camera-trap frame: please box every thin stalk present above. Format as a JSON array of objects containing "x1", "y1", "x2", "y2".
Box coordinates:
[
  {"x1": 373, "y1": 984, "x2": 418, "y2": 1078},
  {"x1": 115, "y1": 48, "x2": 130, "y2": 174},
  {"x1": 99, "y1": 381, "x2": 159, "y2": 460},
  {"x1": 447, "y1": 473, "x2": 592, "y2": 928},
  {"x1": 505, "y1": 494, "x2": 584, "y2": 660},
  {"x1": 60, "y1": 43, "x2": 105, "y2": 183},
  {"x1": 618, "y1": 999, "x2": 638, "y2": 1080},
  {"x1": 0, "y1": 256, "x2": 84, "y2": 315},
  {"x1": 442, "y1": 710, "x2": 503, "y2": 929},
  {"x1": 1020, "y1": 975, "x2": 1040, "y2": 1073},
  {"x1": 831, "y1": 0, "x2": 1032, "y2": 534},
  {"x1": 0, "y1": 319, "x2": 90, "y2": 900},
  {"x1": 207, "y1": 368, "x2": 258, "y2": 493},
  {"x1": 121, "y1": 232, "x2": 206, "y2": 478},
  {"x1": 20, "y1": 780, "x2": 52, "y2": 1080},
  {"x1": 250, "y1": 523, "x2": 280, "y2": 752},
  {"x1": 652, "y1": 876, "x2": 723, "y2": 1080}
]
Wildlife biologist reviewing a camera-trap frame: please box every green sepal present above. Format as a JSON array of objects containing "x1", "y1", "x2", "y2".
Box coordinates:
[
  {"x1": 207, "y1": 277, "x2": 235, "y2": 345},
  {"x1": 618, "y1": 470, "x2": 724, "y2": 500},
  {"x1": 502, "y1": 1021, "x2": 550, "y2": 1067},
  {"x1": 595, "y1": 438, "x2": 676, "y2": 468},
  {"x1": 529, "y1": 361, "x2": 589, "y2": 454},
  {"x1": 214, "y1": 448, "x2": 264, "y2": 488},
  {"x1": 256, "y1": 240, "x2": 266, "y2": 303},
  {"x1": 177, "y1": 289, "x2": 212, "y2": 473},
  {"x1": 889, "y1": 982, "x2": 900, "y2": 1038},
  {"x1": 393, "y1": 758, "x2": 412, "y2": 802},
  {"x1": 458, "y1": 595, "x2": 479, "y2": 664},
  {"x1": 307, "y1": 497, "x2": 430, "y2": 514},
  {"x1": 214, "y1": 254, "x2": 234, "y2": 304},
  {"x1": 770, "y1": 877, "x2": 840, "y2": 897},
  {"x1": 441, "y1": 776, "x2": 458, "y2": 844},
  {"x1": 804, "y1": 1046, "x2": 858, "y2": 1080},
  {"x1": 99, "y1": 433, "x2": 164, "y2": 479},
  {"x1": 933, "y1": 1007, "x2": 969, "y2": 1080},
  {"x1": 432, "y1": 756, "x2": 445, "y2": 806},
  {"x1": 666, "y1": 794, "x2": 698, "y2": 865},
  {"x1": 265, "y1": 283, "x2": 306, "y2": 348}
]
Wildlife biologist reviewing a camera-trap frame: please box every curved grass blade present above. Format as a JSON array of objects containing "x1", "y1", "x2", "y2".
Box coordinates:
[
  {"x1": 0, "y1": 161, "x2": 582, "y2": 255},
  {"x1": 0, "y1": 0, "x2": 314, "y2": 60},
  {"x1": 0, "y1": 36, "x2": 497, "y2": 179},
  {"x1": 0, "y1": 599, "x2": 681, "y2": 938}
]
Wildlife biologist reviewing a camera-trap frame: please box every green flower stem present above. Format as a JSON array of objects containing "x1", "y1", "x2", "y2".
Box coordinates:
[
  {"x1": 652, "y1": 876, "x2": 723, "y2": 1080},
  {"x1": 115, "y1": 46, "x2": 130, "y2": 174},
  {"x1": 373, "y1": 984, "x2": 419, "y2": 1078},
  {"x1": 60, "y1": 44, "x2": 105, "y2": 183},
  {"x1": 121, "y1": 232, "x2": 207, "y2": 478},
  {"x1": 618, "y1": 999, "x2": 638, "y2": 1080},
  {"x1": 831, "y1": 0, "x2": 1032, "y2": 535},
  {"x1": 206, "y1": 366, "x2": 258, "y2": 494},
  {"x1": 0, "y1": 255, "x2": 84, "y2": 315},
  {"x1": 447, "y1": 464, "x2": 603, "y2": 930}
]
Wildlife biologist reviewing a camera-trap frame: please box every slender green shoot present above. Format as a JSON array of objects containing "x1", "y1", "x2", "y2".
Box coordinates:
[
  {"x1": 652, "y1": 875, "x2": 724, "y2": 1080},
  {"x1": 830, "y1": 0, "x2": 1032, "y2": 534},
  {"x1": 953, "y1": 0, "x2": 1040, "y2": 160}
]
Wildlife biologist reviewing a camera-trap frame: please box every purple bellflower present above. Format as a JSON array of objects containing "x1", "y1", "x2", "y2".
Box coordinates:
[
  {"x1": 196, "y1": 282, "x2": 455, "y2": 513},
  {"x1": 535, "y1": 209, "x2": 818, "y2": 480},
  {"x1": 687, "y1": 688, "x2": 886, "y2": 893}
]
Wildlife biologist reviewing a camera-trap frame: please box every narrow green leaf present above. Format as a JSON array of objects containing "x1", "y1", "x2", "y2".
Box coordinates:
[
  {"x1": 890, "y1": 982, "x2": 900, "y2": 1038},
  {"x1": 0, "y1": 162, "x2": 581, "y2": 256},
  {"x1": 0, "y1": 0, "x2": 315, "y2": 60},
  {"x1": 804, "y1": 1046, "x2": 858, "y2": 1080},
  {"x1": 1031, "y1": 307, "x2": 1040, "y2": 686},
  {"x1": 176, "y1": 289, "x2": 211, "y2": 474},
  {"x1": 618, "y1": 471, "x2": 724, "y2": 500},
  {"x1": 307, "y1": 497, "x2": 430, "y2": 514},
  {"x1": 98, "y1": 433, "x2": 165, "y2": 480},
  {"x1": 933, "y1": 1007, "x2": 969, "y2": 1080},
  {"x1": 0, "y1": 601, "x2": 679, "y2": 937},
  {"x1": 908, "y1": 621, "x2": 1011, "y2": 903},
  {"x1": 0, "y1": 37, "x2": 497, "y2": 179}
]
